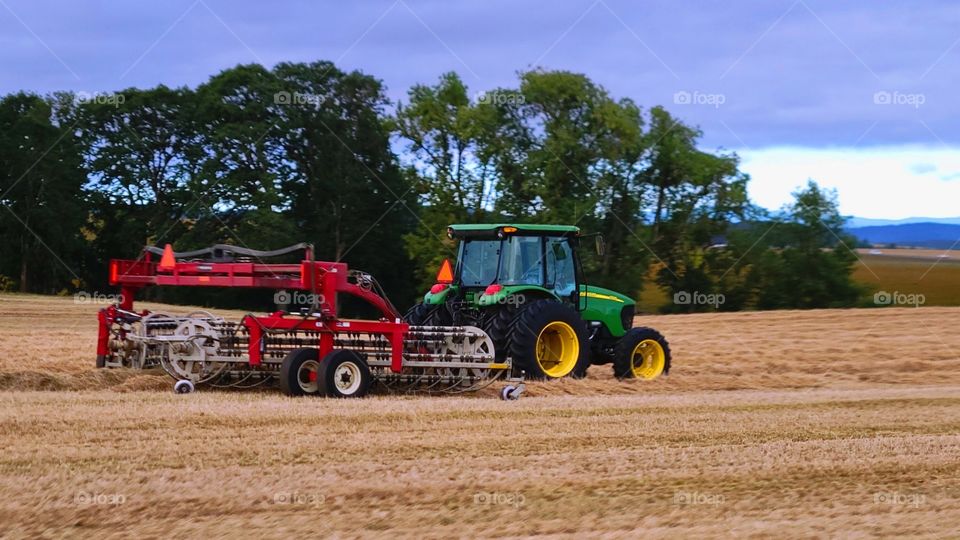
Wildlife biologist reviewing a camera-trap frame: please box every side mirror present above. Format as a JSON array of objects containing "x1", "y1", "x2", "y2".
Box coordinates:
[{"x1": 595, "y1": 235, "x2": 606, "y2": 257}]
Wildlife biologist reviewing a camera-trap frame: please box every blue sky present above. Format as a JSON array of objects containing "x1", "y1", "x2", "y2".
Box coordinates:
[{"x1": 2, "y1": 0, "x2": 958, "y2": 219}]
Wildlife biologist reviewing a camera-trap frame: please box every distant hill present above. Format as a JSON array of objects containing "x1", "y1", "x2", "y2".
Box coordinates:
[
  {"x1": 846, "y1": 222, "x2": 960, "y2": 249},
  {"x1": 846, "y1": 216, "x2": 960, "y2": 228}
]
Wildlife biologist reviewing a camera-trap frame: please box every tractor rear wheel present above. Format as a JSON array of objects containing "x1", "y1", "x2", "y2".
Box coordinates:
[
  {"x1": 319, "y1": 350, "x2": 372, "y2": 398},
  {"x1": 279, "y1": 347, "x2": 321, "y2": 396},
  {"x1": 482, "y1": 302, "x2": 519, "y2": 362},
  {"x1": 403, "y1": 302, "x2": 451, "y2": 326},
  {"x1": 613, "y1": 327, "x2": 671, "y2": 380},
  {"x1": 508, "y1": 300, "x2": 589, "y2": 379}
]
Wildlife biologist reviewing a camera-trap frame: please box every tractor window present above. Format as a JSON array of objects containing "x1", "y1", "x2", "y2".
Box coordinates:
[
  {"x1": 546, "y1": 238, "x2": 576, "y2": 297},
  {"x1": 458, "y1": 240, "x2": 501, "y2": 287},
  {"x1": 499, "y1": 236, "x2": 544, "y2": 286}
]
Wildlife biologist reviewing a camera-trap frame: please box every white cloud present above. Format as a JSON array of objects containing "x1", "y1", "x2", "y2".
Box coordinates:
[{"x1": 739, "y1": 145, "x2": 960, "y2": 219}]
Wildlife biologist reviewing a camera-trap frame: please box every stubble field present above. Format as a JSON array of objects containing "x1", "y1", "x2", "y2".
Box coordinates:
[{"x1": 1, "y1": 293, "x2": 959, "y2": 538}]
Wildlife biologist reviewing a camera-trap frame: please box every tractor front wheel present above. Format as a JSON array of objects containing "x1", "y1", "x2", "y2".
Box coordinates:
[
  {"x1": 613, "y1": 327, "x2": 671, "y2": 380},
  {"x1": 508, "y1": 300, "x2": 589, "y2": 379}
]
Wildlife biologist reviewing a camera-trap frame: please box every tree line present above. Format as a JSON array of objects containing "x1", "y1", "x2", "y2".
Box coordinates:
[{"x1": 0, "y1": 61, "x2": 862, "y2": 312}]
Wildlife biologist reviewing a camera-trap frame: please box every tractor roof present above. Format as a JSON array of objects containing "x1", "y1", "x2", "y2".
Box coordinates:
[{"x1": 448, "y1": 223, "x2": 580, "y2": 238}]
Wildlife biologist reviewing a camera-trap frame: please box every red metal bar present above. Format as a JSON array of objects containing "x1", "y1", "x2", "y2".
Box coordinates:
[
  {"x1": 319, "y1": 333, "x2": 334, "y2": 360},
  {"x1": 244, "y1": 315, "x2": 263, "y2": 366},
  {"x1": 96, "y1": 308, "x2": 111, "y2": 356},
  {"x1": 119, "y1": 286, "x2": 136, "y2": 310}
]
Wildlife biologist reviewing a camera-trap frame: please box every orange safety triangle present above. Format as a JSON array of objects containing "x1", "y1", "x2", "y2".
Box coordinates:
[
  {"x1": 159, "y1": 244, "x2": 176, "y2": 270},
  {"x1": 436, "y1": 259, "x2": 454, "y2": 284}
]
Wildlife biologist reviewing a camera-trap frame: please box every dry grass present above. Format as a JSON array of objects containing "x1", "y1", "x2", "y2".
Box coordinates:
[{"x1": 2, "y1": 293, "x2": 960, "y2": 537}]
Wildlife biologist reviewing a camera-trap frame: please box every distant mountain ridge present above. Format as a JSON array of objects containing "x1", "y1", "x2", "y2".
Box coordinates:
[
  {"x1": 846, "y1": 216, "x2": 960, "y2": 228},
  {"x1": 846, "y1": 222, "x2": 960, "y2": 249}
]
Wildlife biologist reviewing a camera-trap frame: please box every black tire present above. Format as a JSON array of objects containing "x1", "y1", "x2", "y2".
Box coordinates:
[
  {"x1": 95, "y1": 355, "x2": 106, "y2": 368},
  {"x1": 613, "y1": 327, "x2": 671, "y2": 380},
  {"x1": 482, "y1": 302, "x2": 520, "y2": 362},
  {"x1": 319, "y1": 350, "x2": 372, "y2": 398},
  {"x1": 403, "y1": 302, "x2": 451, "y2": 326},
  {"x1": 508, "y1": 300, "x2": 590, "y2": 380},
  {"x1": 279, "y1": 347, "x2": 321, "y2": 396}
]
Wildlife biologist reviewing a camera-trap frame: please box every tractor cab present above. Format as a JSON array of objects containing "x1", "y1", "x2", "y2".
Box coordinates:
[{"x1": 449, "y1": 224, "x2": 582, "y2": 306}]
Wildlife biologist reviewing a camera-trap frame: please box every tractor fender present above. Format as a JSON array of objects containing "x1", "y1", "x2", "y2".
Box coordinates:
[
  {"x1": 477, "y1": 285, "x2": 557, "y2": 308},
  {"x1": 423, "y1": 285, "x2": 458, "y2": 305}
]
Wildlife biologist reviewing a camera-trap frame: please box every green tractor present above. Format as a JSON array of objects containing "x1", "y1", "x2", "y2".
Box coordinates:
[{"x1": 404, "y1": 224, "x2": 671, "y2": 380}]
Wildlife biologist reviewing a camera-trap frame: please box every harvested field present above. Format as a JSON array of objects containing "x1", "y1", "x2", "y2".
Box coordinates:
[{"x1": 1, "y1": 293, "x2": 959, "y2": 537}]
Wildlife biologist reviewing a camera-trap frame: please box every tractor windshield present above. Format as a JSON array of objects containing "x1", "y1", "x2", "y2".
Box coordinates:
[
  {"x1": 456, "y1": 234, "x2": 576, "y2": 293},
  {"x1": 498, "y1": 236, "x2": 544, "y2": 286},
  {"x1": 457, "y1": 236, "x2": 544, "y2": 287}
]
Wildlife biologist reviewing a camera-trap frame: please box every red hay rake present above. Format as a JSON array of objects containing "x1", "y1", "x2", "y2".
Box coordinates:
[{"x1": 96, "y1": 244, "x2": 522, "y2": 399}]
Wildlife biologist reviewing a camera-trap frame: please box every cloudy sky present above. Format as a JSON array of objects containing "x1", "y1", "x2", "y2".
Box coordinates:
[{"x1": 2, "y1": 0, "x2": 958, "y2": 219}]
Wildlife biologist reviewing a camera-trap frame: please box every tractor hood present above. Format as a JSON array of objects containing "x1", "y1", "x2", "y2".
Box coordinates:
[
  {"x1": 580, "y1": 285, "x2": 633, "y2": 306},
  {"x1": 579, "y1": 285, "x2": 635, "y2": 338}
]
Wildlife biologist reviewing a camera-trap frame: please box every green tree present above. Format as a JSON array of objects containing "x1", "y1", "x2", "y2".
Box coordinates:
[
  {"x1": 468, "y1": 70, "x2": 654, "y2": 294},
  {"x1": 391, "y1": 72, "x2": 495, "y2": 288},
  {"x1": 76, "y1": 85, "x2": 207, "y2": 297},
  {"x1": 271, "y1": 61, "x2": 416, "y2": 307},
  {"x1": 0, "y1": 92, "x2": 86, "y2": 292},
  {"x1": 751, "y1": 181, "x2": 862, "y2": 309},
  {"x1": 645, "y1": 107, "x2": 749, "y2": 313}
]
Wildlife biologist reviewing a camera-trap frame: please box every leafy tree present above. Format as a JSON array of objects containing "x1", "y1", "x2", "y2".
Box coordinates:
[
  {"x1": 751, "y1": 181, "x2": 862, "y2": 309},
  {"x1": 0, "y1": 92, "x2": 86, "y2": 292},
  {"x1": 391, "y1": 72, "x2": 495, "y2": 288},
  {"x1": 192, "y1": 65, "x2": 285, "y2": 219},
  {"x1": 75, "y1": 85, "x2": 205, "y2": 297},
  {"x1": 470, "y1": 70, "x2": 631, "y2": 224},
  {"x1": 79, "y1": 86, "x2": 200, "y2": 237},
  {"x1": 271, "y1": 61, "x2": 416, "y2": 306},
  {"x1": 645, "y1": 107, "x2": 749, "y2": 312}
]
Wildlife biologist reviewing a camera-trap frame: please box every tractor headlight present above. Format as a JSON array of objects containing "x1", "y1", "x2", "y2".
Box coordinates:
[{"x1": 620, "y1": 305, "x2": 635, "y2": 331}]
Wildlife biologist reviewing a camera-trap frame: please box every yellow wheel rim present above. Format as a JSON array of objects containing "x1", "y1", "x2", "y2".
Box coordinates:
[
  {"x1": 631, "y1": 339, "x2": 665, "y2": 380},
  {"x1": 535, "y1": 321, "x2": 579, "y2": 378}
]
